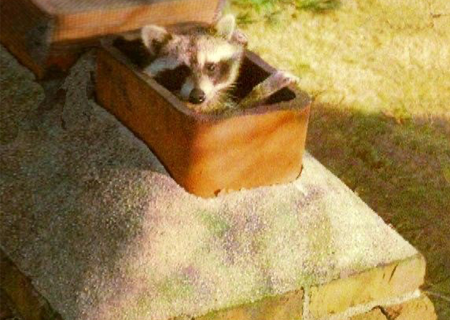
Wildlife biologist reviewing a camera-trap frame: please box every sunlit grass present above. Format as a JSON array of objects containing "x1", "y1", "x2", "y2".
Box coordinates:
[
  {"x1": 234, "y1": 0, "x2": 341, "y2": 25},
  {"x1": 231, "y1": 0, "x2": 450, "y2": 120}
]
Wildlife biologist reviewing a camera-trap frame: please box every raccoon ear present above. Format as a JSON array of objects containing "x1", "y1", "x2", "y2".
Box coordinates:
[
  {"x1": 231, "y1": 30, "x2": 248, "y2": 47},
  {"x1": 214, "y1": 14, "x2": 235, "y2": 40},
  {"x1": 141, "y1": 25, "x2": 172, "y2": 55}
]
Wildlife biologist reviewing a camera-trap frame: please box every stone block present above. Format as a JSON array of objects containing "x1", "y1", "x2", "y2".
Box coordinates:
[
  {"x1": 383, "y1": 294, "x2": 436, "y2": 320},
  {"x1": 195, "y1": 290, "x2": 303, "y2": 320},
  {"x1": 350, "y1": 308, "x2": 387, "y2": 320},
  {"x1": 349, "y1": 294, "x2": 436, "y2": 320},
  {"x1": 0, "y1": 289, "x2": 15, "y2": 320},
  {"x1": 0, "y1": 251, "x2": 63, "y2": 320},
  {"x1": 309, "y1": 255, "x2": 425, "y2": 318}
]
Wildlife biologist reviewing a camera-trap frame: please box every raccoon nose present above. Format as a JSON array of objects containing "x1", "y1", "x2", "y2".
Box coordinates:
[{"x1": 189, "y1": 88, "x2": 206, "y2": 104}]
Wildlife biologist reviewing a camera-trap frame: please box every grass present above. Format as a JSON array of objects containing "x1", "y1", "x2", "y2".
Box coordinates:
[
  {"x1": 230, "y1": 0, "x2": 450, "y2": 318},
  {"x1": 234, "y1": 0, "x2": 342, "y2": 25}
]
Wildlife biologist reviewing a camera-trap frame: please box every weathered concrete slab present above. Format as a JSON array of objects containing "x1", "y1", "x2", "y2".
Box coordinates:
[{"x1": 0, "y1": 46, "x2": 423, "y2": 320}]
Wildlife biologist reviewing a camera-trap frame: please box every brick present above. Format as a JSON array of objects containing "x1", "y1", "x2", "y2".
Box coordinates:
[
  {"x1": 194, "y1": 290, "x2": 303, "y2": 320},
  {"x1": 0, "y1": 250, "x2": 62, "y2": 320},
  {"x1": 0, "y1": 289, "x2": 15, "y2": 320},
  {"x1": 383, "y1": 295, "x2": 436, "y2": 320},
  {"x1": 347, "y1": 294, "x2": 436, "y2": 320},
  {"x1": 309, "y1": 254, "x2": 425, "y2": 318},
  {"x1": 96, "y1": 44, "x2": 310, "y2": 198},
  {"x1": 350, "y1": 308, "x2": 387, "y2": 320}
]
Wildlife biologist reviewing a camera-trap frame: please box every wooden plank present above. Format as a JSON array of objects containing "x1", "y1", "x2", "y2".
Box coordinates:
[{"x1": 96, "y1": 42, "x2": 311, "y2": 197}]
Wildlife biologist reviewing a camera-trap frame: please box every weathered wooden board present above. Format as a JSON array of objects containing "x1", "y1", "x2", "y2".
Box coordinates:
[
  {"x1": 0, "y1": 0, "x2": 224, "y2": 78},
  {"x1": 96, "y1": 41, "x2": 311, "y2": 197}
]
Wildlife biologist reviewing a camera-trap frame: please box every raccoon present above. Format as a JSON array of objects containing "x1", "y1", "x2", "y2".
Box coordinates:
[
  {"x1": 140, "y1": 15, "x2": 246, "y2": 113},
  {"x1": 138, "y1": 15, "x2": 300, "y2": 113}
]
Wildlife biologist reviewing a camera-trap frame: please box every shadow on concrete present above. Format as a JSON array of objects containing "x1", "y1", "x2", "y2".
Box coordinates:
[{"x1": 0, "y1": 49, "x2": 176, "y2": 320}]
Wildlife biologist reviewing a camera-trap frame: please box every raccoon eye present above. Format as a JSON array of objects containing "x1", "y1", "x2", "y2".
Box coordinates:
[{"x1": 205, "y1": 63, "x2": 217, "y2": 72}]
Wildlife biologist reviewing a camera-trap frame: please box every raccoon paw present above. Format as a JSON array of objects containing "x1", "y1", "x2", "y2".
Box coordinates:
[
  {"x1": 271, "y1": 70, "x2": 300, "y2": 88},
  {"x1": 255, "y1": 70, "x2": 300, "y2": 99},
  {"x1": 237, "y1": 71, "x2": 300, "y2": 110}
]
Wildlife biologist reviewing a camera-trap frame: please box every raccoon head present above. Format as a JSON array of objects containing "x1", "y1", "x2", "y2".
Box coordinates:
[{"x1": 141, "y1": 15, "x2": 245, "y2": 109}]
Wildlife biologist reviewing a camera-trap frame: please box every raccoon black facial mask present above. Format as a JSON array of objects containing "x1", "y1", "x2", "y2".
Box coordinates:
[{"x1": 140, "y1": 15, "x2": 246, "y2": 113}]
